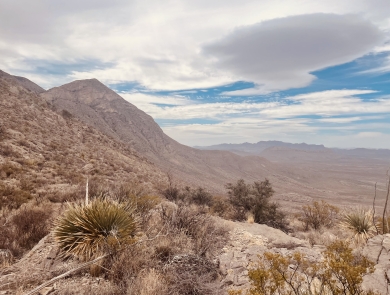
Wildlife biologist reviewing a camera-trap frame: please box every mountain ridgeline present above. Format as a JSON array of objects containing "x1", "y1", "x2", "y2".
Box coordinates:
[{"x1": 1, "y1": 69, "x2": 389, "y2": 209}]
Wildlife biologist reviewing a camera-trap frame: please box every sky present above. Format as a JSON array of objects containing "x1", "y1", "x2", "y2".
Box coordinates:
[{"x1": 2, "y1": 0, "x2": 390, "y2": 149}]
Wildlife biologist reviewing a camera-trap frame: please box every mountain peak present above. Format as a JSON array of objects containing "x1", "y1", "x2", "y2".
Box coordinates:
[{"x1": 43, "y1": 77, "x2": 122, "y2": 105}]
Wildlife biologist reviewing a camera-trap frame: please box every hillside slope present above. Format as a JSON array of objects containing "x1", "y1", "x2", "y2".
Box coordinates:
[
  {"x1": 0, "y1": 70, "x2": 165, "y2": 204},
  {"x1": 41, "y1": 79, "x2": 313, "y2": 198}
]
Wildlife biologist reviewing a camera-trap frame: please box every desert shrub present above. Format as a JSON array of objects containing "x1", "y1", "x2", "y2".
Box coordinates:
[
  {"x1": 210, "y1": 195, "x2": 232, "y2": 217},
  {"x1": 61, "y1": 109, "x2": 73, "y2": 119},
  {"x1": 340, "y1": 207, "x2": 376, "y2": 244},
  {"x1": 0, "y1": 206, "x2": 52, "y2": 258},
  {"x1": 53, "y1": 198, "x2": 138, "y2": 261},
  {"x1": 165, "y1": 254, "x2": 220, "y2": 295},
  {"x1": 231, "y1": 240, "x2": 377, "y2": 295},
  {"x1": 0, "y1": 143, "x2": 19, "y2": 157},
  {"x1": 109, "y1": 243, "x2": 156, "y2": 292},
  {"x1": 0, "y1": 162, "x2": 21, "y2": 178},
  {"x1": 178, "y1": 186, "x2": 213, "y2": 207},
  {"x1": 299, "y1": 200, "x2": 340, "y2": 231},
  {"x1": 226, "y1": 179, "x2": 288, "y2": 231},
  {"x1": 160, "y1": 173, "x2": 181, "y2": 202},
  {"x1": 0, "y1": 182, "x2": 32, "y2": 210},
  {"x1": 0, "y1": 125, "x2": 7, "y2": 141},
  {"x1": 12, "y1": 207, "x2": 52, "y2": 249},
  {"x1": 160, "y1": 204, "x2": 229, "y2": 257},
  {"x1": 47, "y1": 190, "x2": 81, "y2": 203}
]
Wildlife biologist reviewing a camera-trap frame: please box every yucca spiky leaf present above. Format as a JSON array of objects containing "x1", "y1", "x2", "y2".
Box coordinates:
[
  {"x1": 54, "y1": 199, "x2": 138, "y2": 261},
  {"x1": 340, "y1": 207, "x2": 376, "y2": 244}
]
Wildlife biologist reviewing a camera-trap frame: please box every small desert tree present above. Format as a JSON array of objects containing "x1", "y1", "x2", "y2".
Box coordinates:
[{"x1": 226, "y1": 179, "x2": 288, "y2": 231}]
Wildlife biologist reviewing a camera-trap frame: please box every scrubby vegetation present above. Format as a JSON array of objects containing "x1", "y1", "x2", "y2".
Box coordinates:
[
  {"x1": 298, "y1": 200, "x2": 339, "y2": 230},
  {"x1": 230, "y1": 240, "x2": 377, "y2": 295},
  {"x1": 0, "y1": 205, "x2": 52, "y2": 258},
  {"x1": 226, "y1": 178, "x2": 289, "y2": 231}
]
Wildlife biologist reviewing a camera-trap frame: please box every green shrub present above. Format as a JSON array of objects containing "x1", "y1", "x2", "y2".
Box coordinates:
[
  {"x1": 188, "y1": 187, "x2": 213, "y2": 206},
  {"x1": 226, "y1": 179, "x2": 288, "y2": 231},
  {"x1": 54, "y1": 198, "x2": 138, "y2": 261},
  {"x1": 299, "y1": 200, "x2": 340, "y2": 230},
  {"x1": 231, "y1": 240, "x2": 378, "y2": 295}
]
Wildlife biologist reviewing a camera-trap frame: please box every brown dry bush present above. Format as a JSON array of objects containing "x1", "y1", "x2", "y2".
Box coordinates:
[
  {"x1": 0, "y1": 143, "x2": 19, "y2": 157},
  {"x1": 0, "y1": 182, "x2": 32, "y2": 210},
  {"x1": 160, "y1": 203, "x2": 229, "y2": 257},
  {"x1": 298, "y1": 200, "x2": 340, "y2": 231},
  {"x1": 210, "y1": 195, "x2": 233, "y2": 218},
  {"x1": 12, "y1": 207, "x2": 52, "y2": 249},
  {"x1": 0, "y1": 162, "x2": 21, "y2": 179},
  {"x1": 109, "y1": 243, "x2": 157, "y2": 292},
  {"x1": 165, "y1": 254, "x2": 221, "y2": 295},
  {"x1": 0, "y1": 125, "x2": 7, "y2": 141},
  {"x1": 126, "y1": 268, "x2": 169, "y2": 295},
  {"x1": 0, "y1": 206, "x2": 52, "y2": 258}
]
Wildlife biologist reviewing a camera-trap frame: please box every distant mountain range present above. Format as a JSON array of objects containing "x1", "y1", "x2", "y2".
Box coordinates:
[{"x1": 196, "y1": 141, "x2": 390, "y2": 162}]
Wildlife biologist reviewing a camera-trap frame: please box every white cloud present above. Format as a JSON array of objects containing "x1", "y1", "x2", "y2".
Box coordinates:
[
  {"x1": 1, "y1": 0, "x2": 390, "y2": 91},
  {"x1": 205, "y1": 14, "x2": 384, "y2": 95},
  {"x1": 131, "y1": 89, "x2": 390, "y2": 147},
  {"x1": 132, "y1": 89, "x2": 387, "y2": 121}
]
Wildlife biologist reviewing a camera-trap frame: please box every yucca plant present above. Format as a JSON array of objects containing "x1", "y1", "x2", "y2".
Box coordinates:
[
  {"x1": 340, "y1": 207, "x2": 376, "y2": 244},
  {"x1": 54, "y1": 198, "x2": 138, "y2": 261}
]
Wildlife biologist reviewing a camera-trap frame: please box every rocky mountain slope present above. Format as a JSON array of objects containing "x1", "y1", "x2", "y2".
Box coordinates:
[
  {"x1": 40, "y1": 78, "x2": 323, "y2": 204},
  {"x1": 0, "y1": 70, "x2": 166, "y2": 203}
]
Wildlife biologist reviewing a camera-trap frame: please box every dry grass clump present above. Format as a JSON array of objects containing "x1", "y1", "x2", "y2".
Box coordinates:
[
  {"x1": 126, "y1": 268, "x2": 168, "y2": 295},
  {"x1": 340, "y1": 207, "x2": 376, "y2": 244}
]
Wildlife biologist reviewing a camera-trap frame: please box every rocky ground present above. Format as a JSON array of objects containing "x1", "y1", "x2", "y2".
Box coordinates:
[{"x1": 2, "y1": 221, "x2": 389, "y2": 295}]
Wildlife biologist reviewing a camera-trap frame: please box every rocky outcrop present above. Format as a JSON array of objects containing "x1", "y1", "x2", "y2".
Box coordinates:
[
  {"x1": 219, "y1": 225, "x2": 390, "y2": 295},
  {"x1": 363, "y1": 234, "x2": 390, "y2": 295},
  {"x1": 218, "y1": 221, "x2": 320, "y2": 292},
  {"x1": 0, "y1": 234, "x2": 115, "y2": 295}
]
